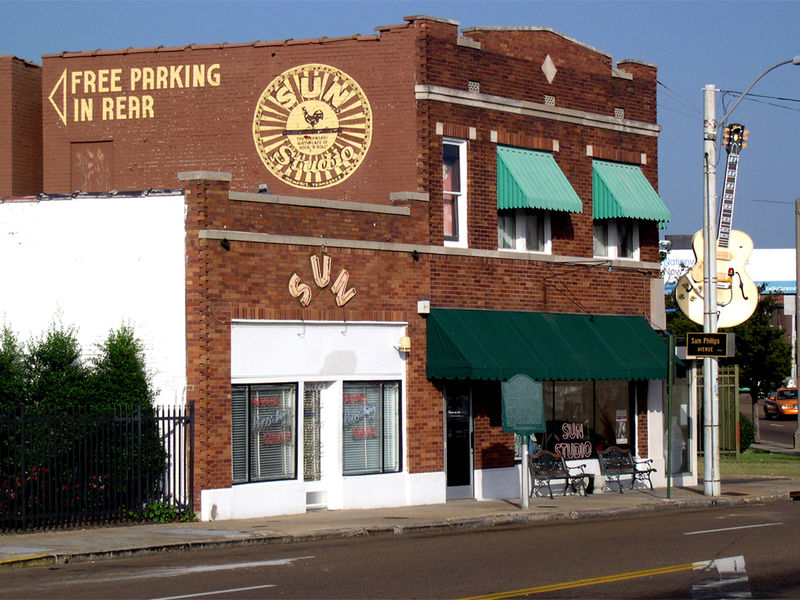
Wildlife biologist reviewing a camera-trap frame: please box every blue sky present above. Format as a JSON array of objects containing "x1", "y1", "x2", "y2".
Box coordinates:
[{"x1": 4, "y1": 0, "x2": 800, "y2": 248}]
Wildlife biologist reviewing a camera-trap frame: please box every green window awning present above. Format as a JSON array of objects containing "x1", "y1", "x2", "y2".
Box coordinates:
[
  {"x1": 592, "y1": 160, "x2": 670, "y2": 227},
  {"x1": 497, "y1": 146, "x2": 582, "y2": 213},
  {"x1": 426, "y1": 308, "x2": 668, "y2": 382}
]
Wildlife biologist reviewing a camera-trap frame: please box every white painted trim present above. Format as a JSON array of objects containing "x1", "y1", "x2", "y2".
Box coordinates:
[
  {"x1": 416, "y1": 85, "x2": 661, "y2": 137},
  {"x1": 200, "y1": 229, "x2": 661, "y2": 271}
]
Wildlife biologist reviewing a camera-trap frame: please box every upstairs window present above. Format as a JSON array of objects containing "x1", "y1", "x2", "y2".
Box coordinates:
[
  {"x1": 443, "y1": 139, "x2": 467, "y2": 247},
  {"x1": 593, "y1": 218, "x2": 639, "y2": 260},
  {"x1": 592, "y1": 159, "x2": 669, "y2": 258},
  {"x1": 496, "y1": 146, "x2": 581, "y2": 254},
  {"x1": 498, "y1": 208, "x2": 551, "y2": 253}
]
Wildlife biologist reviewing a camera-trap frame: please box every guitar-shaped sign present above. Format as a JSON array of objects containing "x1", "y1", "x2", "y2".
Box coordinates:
[{"x1": 675, "y1": 123, "x2": 758, "y2": 328}]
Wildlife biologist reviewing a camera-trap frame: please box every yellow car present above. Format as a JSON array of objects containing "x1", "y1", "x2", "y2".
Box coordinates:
[{"x1": 764, "y1": 387, "x2": 799, "y2": 419}]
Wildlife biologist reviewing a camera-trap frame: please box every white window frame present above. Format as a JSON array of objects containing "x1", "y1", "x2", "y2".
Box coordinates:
[
  {"x1": 497, "y1": 208, "x2": 551, "y2": 254},
  {"x1": 342, "y1": 380, "x2": 402, "y2": 476},
  {"x1": 593, "y1": 218, "x2": 639, "y2": 260},
  {"x1": 442, "y1": 138, "x2": 468, "y2": 248},
  {"x1": 231, "y1": 383, "x2": 298, "y2": 484}
]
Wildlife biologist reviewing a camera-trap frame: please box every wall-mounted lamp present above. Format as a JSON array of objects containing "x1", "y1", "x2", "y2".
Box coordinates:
[
  {"x1": 220, "y1": 238, "x2": 231, "y2": 251},
  {"x1": 398, "y1": 336, "x2": 411, "y2": 354}
]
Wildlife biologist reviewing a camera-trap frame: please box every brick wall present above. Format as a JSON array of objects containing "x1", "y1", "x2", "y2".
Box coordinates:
[
  {"x1": 0, "y1": 56, "x2": 42, "y2": 196},
  {"x1": 40, "y1": 26, "x2": 418, "y2": 197},
  {"x1": 27, "y1": 17, "x2": 667, "y2": 500}
]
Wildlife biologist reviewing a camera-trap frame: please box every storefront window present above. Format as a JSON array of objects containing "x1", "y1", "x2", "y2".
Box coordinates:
[
  {"x1": 342, "y1": 381, "x2": 401, "y2": 475},
  {"x1": 551, "y1": 382, "x2": 593, "y2": 459},
  {"x1": 541, "y1": 380, "x2": 633, "y2": 458},
  {"x1": 595, "y1": 380, "x2": 630, "y2": 447},
  {"x1": 231, "y1": 383, "x2": 297, "y2": 483}
]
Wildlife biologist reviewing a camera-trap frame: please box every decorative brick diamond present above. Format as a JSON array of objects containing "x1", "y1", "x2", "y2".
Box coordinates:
[{"x1": 541, "y1": 54, "x2": 557, "y2": 84}]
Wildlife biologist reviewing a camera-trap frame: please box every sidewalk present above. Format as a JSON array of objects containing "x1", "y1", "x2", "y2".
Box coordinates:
[{"x1": 3, "y1": 476, "x2": 799, "y2": 569}]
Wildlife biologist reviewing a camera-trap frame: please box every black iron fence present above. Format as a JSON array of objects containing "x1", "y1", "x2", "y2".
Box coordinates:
[{"x1": 0, "y1": 403, "x2": 193, "y2": 531}]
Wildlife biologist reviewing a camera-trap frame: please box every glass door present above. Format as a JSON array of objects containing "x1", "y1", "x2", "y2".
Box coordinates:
[
  {"x1": 445, "y1": 383, "x2": 472, "y2": 499},
  {"x1": 303, "y1": 386, "x2": 321, "y2": 482}
]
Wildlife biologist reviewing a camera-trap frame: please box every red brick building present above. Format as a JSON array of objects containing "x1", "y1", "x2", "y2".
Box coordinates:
[{"x1": 1, "y1": 15, "x2": 682, "y2": 518}]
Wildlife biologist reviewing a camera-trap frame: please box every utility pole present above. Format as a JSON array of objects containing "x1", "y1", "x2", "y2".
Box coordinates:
[
  {"x1": 702, "y1": 84, "x2": 721, "y2": 496},
  {"x1": 694, "y1": 59, "x2": 799, "y2": 493},
  {"x1": 795, "y1": 199, "x2": 800, "y2": 450}
]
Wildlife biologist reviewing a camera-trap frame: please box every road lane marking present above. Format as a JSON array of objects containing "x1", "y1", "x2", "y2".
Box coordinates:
[
  {"x1": 692, "y1": 555, "x2": 752, "y2": 599},
  {"x1": 151, "y1": 584, "x2": 276, "y2": 600},
  {"x1": 25, "y1": 556, "x2": 314, "y2": 588},
  {"x1": 684, "y1": 522, "x2": 781, "y2": 536},
  {"x1": 458, "y1": 561, "x2": 708, "y2": 600}
]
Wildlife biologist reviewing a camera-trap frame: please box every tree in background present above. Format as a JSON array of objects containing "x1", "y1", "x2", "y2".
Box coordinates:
[
  {"x1": 666, "y1": 291, "x2": 792, "y2": 403},
  {"x1": 722, "y1": 293, "x2": 792, "y2": 403}
]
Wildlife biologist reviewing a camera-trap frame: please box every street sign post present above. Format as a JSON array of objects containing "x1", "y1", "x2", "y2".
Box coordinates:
[
  {"x1": 502, "y1": 374, "x2": 546, "y2": 508},
  {"x1": 686, "y1": 332, "x2": 734, "y2": 358}
]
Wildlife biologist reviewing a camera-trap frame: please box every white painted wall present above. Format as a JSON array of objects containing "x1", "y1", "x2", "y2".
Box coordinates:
[
  {"x1": 206, "y1": 320, "x2": 443, "y2": 520},
  {"x1": 0, "y1": 194, "x2": 187, "y2": 407}
]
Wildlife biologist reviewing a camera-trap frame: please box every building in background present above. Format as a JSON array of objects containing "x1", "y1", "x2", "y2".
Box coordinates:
[{"x1": 1, "y1": 15, "x2": 683, "y2": 519}]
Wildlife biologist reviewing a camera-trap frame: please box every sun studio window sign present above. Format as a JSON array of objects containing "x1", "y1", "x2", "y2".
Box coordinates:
[{"x1": 252, "y1": 64, "x2": 373, "y2": 189}]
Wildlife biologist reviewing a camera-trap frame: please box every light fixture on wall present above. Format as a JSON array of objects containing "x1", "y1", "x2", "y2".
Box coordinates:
[
  {"x1": 220, "y1": 238, "x2": 231, "y2": 251},
  {"x1": 398, "y1": 336, "x2": 411, "y2": 354}
]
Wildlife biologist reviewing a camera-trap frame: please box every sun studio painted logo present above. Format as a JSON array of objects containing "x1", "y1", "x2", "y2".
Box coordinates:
[{"x1": 252, "y1": 64, "x2": 373, "y2": 189}]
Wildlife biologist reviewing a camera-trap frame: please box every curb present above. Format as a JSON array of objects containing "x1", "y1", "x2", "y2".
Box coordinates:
[
  {"x1": 0, "y1": 554, "x2": 55, "y2": 568},
  {"x1": 0, "y1": 492, "x2": 794, "y2": 569}
]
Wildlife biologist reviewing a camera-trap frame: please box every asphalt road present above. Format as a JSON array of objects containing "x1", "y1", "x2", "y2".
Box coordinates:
[
  {"x1": 742, "y1": 394, "x2": 798, "y2": 448},
  {"x1": 3, "y1": 500, "x2": 799, "y2": 599}
]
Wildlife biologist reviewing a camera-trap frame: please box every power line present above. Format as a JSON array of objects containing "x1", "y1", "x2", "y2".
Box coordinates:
[
  {"x1": 748, "y1": 198, "x2": 795, "y2": 205},
  {"x1": 721, "y1": 89, "x2": 800, "y2": 114},
  {"x1": 657, "y1": 79, "x2": 700, "y2": 114},
  {"x1": 722, "y1": 90, "x2": 800, "y2": 104}
]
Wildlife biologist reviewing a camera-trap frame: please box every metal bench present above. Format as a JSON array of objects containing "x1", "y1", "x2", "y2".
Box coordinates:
[
  {"x1": 528, "y1": 450, "x2": 588, "y2": 499},
  {"x1": 597, "y1": 445, "x2": 656, "y2": 493}
]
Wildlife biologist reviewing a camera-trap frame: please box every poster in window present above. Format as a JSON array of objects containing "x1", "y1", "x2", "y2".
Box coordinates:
[{"x1": 615, "y1": 409, "x2": 628, "y2": 445}]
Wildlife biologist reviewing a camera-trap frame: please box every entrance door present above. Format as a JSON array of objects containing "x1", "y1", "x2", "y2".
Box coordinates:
[
  {"x1": 445, "y1": 383, "x2": 473, "y2": 499},
  {"x1": 303, "y1": 386, "x2": 321, "y2": 482}
]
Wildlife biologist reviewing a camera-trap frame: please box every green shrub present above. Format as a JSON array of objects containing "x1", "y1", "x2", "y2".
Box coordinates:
[
  {"x1": 139, "y1": 501, "x2": 196, "y2": 523},
  {"x1": 24, "y1": 323, "x2": 90, "y2": 410},
  {"x1": 1, "y1": 321, "x2": 168, "y2": 520},
  {"x1": 0, "y1": 326, "x2": 26, "y2": 410},
  {"x1": 740, "y1": 413, "x2": 755, "y2": 453}
]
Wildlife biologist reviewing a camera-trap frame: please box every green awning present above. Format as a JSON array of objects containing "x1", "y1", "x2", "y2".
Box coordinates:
[
  {"x1": 426, "y1": 308, "x2": 668, "y2": 382},
  {"x1": 497, "y1": 146, "x2": 582, "y2": 213},
  {"x1": 592, "y1": 160, "x2": 670, "y2": 227}
]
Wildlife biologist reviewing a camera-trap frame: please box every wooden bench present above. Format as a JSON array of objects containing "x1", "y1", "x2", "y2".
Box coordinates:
[
  {"x1": 597, "y1": 446, "x2": 656, "y2": 493},
  {"x1": 528, "y1": 450, "x2": 588, "y2": 499}
]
